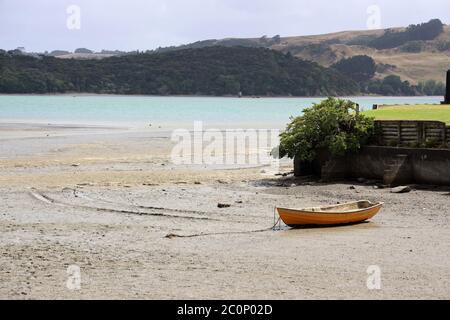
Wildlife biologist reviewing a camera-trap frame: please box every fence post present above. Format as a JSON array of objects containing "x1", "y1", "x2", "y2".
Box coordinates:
[
  {"x1": 443, "y1": 123, "x2": 447, "y2": 144},
  {"x1": 417, "y1": 122, "x2": 423, "y2": 145}
]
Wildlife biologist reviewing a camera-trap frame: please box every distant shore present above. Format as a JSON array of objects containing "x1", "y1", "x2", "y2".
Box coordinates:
[{"x1": 0, "y1": 92, "x2": 443, "y2": 99}]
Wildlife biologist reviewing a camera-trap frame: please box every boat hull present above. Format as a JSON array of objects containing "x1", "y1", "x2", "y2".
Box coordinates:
[{"x1": 277, "y1": 202, "x2": 383, "y2": 227}]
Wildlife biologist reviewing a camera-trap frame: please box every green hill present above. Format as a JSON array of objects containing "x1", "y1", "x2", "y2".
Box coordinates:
[{"x1": 154, "y1": 19, "x2": 450, "y2": 85}]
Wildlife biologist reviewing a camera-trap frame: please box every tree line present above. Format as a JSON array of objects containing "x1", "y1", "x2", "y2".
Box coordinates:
[
  {"x1": 0, "y1": 47, "x2": 444, "y2": 96},
  {"x1": 0, "y1": 46, "x2": 358, "y2": 96},
  {"x1": 367, "y1": 19, "x2": 444, "y2": 50},
  {"x1": 331, "y1": 55, "x2": 445, "y2": 96}
]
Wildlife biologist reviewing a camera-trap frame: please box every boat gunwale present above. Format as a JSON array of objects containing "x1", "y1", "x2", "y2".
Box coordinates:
[{"x1": 277, "y1": 200, "x2": 384, "y2": 215}]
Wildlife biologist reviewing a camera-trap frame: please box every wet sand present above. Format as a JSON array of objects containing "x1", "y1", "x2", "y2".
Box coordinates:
[{"x1": 0, "y1": 123, "x2": 449, "y2": 299}]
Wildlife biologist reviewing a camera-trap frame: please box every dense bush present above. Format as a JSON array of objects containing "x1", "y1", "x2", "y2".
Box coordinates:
[
  {"x1": 437, "y1": 41, "x2": 450, "y2": 52},
  {"x1": 345, "y1": 35, "x2": 378, "y2": 46},
  {"x1": 74, "y1": 48, "x2": 94, "y2": 54},
  {"x1": 400, "y1": 41, "x2": 424, "y2": 53},
  {"x1": 291, "y1": 43, "x2": 336, "y2": 59},
  {"x1": 364, "y1": 75, "x2": 445, "y2": 96},
  {"x1": 331, "y1": 55, "x2": 376, "y2": 81},
  {"x1": 279, "y1": 98, "x2": 375, "y2": 161},
  {"x1": 417, "y1": 80, "x2": 446, "y2": 95},
  {"x1": 368, "y1": 19, "x2": 444, "y2": 49},
  {"x1": 367, "y1": 75, "x2": 416, "y2": 96}
]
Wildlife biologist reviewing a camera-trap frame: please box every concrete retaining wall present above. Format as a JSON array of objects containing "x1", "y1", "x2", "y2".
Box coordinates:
[
  {"x1": 354, "y1": 146, "x2": 450, "y2": 185},
  {"x1": 295, "y1": 146, "x2": 450, "y2": 186}
]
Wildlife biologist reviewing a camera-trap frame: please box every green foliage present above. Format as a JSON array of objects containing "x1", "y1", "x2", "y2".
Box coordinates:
[
  {"x1": 422, "y1": 138, "x2": 440, "y2": 149},
  {"x1": 49, "y1": 50, "x2": 70, "y2": 56},
  {"x1": 400, "y1": 41, "x2": 424, "y2": 53},
  {"x1": 330, "y1": 56, "x2": 439, "y2": 96},
  {"x1": 387, "y1": 140, "x2": 399, "y2": 147},
  {"x1": 436, "y1": 41, "x2": 450, "y2": 52},
  {"x1": 156, "y1": 35, "x2": 283, "y2": 54},
  {"x1": 331, "y1": 55, "x2": 376, "y2": 81},
  {"x1": 367, "y1": 75, "x2": 416, "y2": 96},
  {"x1": 74, "y1": 48, "x2": 94, "y2": 54},
  {"x1": 345, "y1": 35, "x2": 378, "y2": 46},
  {"x1": 364, "y1": 75, "x2": 444, "y2": 96},
  {"x1": 375, "y1": 63, "x2": 396, "y2": 73},
  {"x1": 368, "y1": 19, "x2": 444, "y2": 49},
  {"x1": 279, "y1": 98, "x2": 375, "y2": 161},
  {"x1": 417, "y1": 80, "x2": 446, "y2": 95},
  {"x1": 287, "y1": 43, "x2": 336, "y2": 59},
  {"x1": 0, "y1": 46, "x2": 359, "y2": 96}
]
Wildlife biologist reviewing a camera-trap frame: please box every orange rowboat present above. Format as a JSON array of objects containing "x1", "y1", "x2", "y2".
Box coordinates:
[{"x1": 277, "y1": 200, "x2": 383, "y2": 228}]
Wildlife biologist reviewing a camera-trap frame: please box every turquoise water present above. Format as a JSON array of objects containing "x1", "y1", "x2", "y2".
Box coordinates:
[{"x1": 0, "y1": 95, "x2": 442, "y2": 127}]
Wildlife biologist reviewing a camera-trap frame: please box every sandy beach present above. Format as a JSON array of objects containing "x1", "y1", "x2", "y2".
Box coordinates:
[{"x1": 0, "y1": 122, "x2": 449, "y2": 299}]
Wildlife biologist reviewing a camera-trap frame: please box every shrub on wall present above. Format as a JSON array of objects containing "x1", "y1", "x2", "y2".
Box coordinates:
[{"x1": 279, "y1": 98, "x2": 375, "y2": 161}]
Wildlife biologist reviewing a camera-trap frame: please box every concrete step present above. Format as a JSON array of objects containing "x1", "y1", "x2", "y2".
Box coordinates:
[{"x1": 383, "y1": 154, "x2": 412, "y2": 186}]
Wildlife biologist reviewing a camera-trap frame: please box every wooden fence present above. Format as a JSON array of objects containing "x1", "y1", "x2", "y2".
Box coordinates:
[{"x1": 376, "y1": 120, "x2": 450, "y2": 147}]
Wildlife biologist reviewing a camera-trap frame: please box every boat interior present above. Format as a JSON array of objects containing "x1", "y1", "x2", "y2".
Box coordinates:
[{"x1": 300, "y1": 200, "x2": 381, "y2": 213}]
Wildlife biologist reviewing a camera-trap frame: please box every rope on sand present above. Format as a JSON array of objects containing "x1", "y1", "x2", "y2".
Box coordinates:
[
  {"x1": 29, "y1": 189, "x2": 220, "y2": 221},
  {"x1": 29, "y1": 189, "x2": 284, "y2": 239},
  {"x1": 68, "y1": 188, "x2": 214, "y2": 216},
  {"x1": 164, "y1": 217, "x2": 282, "y2": 239}
]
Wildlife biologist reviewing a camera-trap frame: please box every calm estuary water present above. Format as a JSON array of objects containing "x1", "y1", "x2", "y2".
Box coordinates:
[{"x1": 0, "y1": 95, "x2": 442, "y2": 128}]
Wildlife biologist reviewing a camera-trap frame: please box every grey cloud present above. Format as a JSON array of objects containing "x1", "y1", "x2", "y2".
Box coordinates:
[{"x1": 0, "y1": 0, "x2": 449, "y2": 52}]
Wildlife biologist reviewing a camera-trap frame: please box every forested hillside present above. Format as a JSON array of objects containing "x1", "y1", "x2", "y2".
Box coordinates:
[
  {"x1": 0, "y1": 46, "x2": 358, "y2": 96},
  {"x1": 0, "y1": 45, "x2": 445, "y2": 96}
]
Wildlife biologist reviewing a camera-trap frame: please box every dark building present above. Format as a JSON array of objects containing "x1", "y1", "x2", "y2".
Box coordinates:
[{"x1": 443, "y1": 70, "x2": 450, "y2": 104}]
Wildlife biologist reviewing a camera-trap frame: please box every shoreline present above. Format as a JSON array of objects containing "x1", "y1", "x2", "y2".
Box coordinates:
[
  {"x1": 0, "y1": 93, "x2": 444, "y2": 99},
  {"x1": 0, "y1": 120, "x2": 287, "y2": 132}
]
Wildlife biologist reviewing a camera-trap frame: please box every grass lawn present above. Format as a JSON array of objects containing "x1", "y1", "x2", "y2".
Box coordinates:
[{"x1": 363, "y1": 104, "x2": 450, "y2": 124}]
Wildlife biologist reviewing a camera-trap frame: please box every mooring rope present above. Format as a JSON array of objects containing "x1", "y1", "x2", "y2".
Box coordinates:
[
  {"x1": 29, "y1": 189, "x2": 284, "y2": 239},
  {"x1": 68, "y1": 188, "x2": 215, "y2": 216},
  {"x1": 164, "y1": 216, "x2": 282, "y2": 239},
  {"x1": 29, "y1": 189, "x2": 221, "y2": 221}
]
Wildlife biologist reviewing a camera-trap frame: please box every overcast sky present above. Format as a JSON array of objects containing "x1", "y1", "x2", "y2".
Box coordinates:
[{"x1": 1, "y1": 0, "x2": 449, "y2": 52}]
